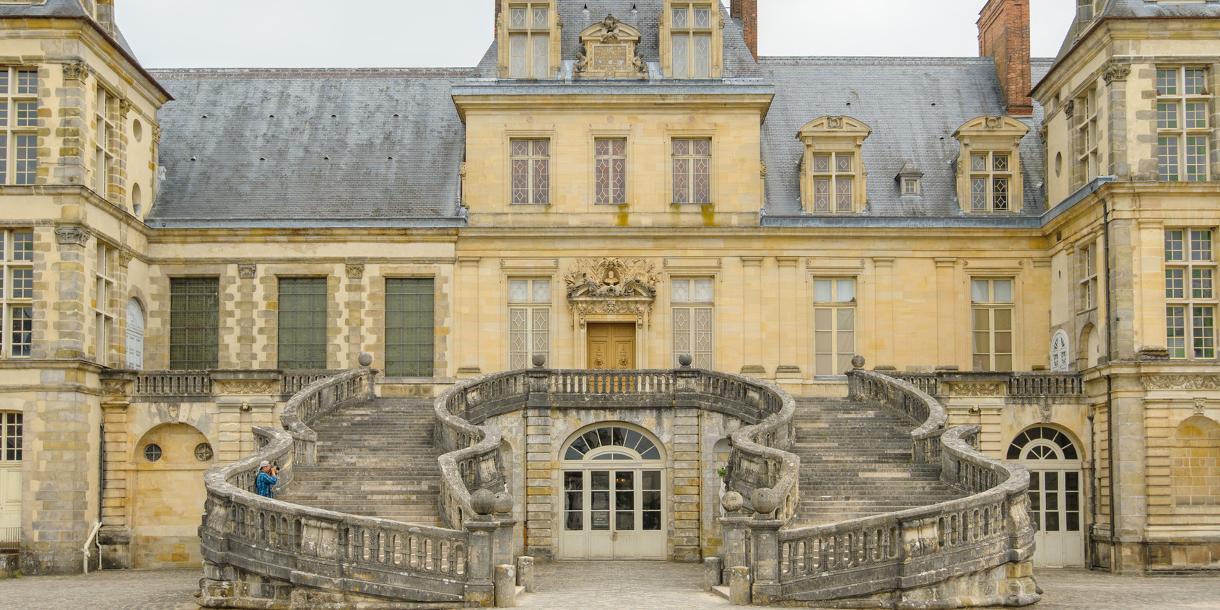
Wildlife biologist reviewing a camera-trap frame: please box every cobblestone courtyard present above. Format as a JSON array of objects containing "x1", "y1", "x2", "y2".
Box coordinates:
[{"x1": 0, "y1": 563, "x2": 1217, "y2": 609}]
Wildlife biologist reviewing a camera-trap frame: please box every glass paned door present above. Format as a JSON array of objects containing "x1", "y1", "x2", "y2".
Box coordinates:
[{"x1": 560, "y1": 468, "x2": 665, "y2": 559}]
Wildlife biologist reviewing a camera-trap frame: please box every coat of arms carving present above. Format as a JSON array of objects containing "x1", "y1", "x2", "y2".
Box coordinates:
[{"x1": 565, "y1": 258, "x2": 659, "y2": 301}]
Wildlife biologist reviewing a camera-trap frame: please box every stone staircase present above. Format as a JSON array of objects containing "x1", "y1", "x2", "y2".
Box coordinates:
[
  {"x1": 791, "y1": 397, "x2": 965, "y2": 526},
  {"x1": 279, "y1": 398, "x2": 443, "y2": 526}
]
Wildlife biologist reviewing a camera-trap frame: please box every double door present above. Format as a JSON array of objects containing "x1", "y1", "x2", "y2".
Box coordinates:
[
  {"x1": 558, "y1": 468, "x2": 664, "y2": 559},
  {"x1": 1028, "y1": 469, "x2": 1084, "y2": 567}
]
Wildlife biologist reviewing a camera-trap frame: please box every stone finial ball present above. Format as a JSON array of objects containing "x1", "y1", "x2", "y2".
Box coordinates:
[
  {"x1": 493, "y1": 491, "x2": 514, "y2": 515},
  {"x1": 678, "y1": 354, "x2": 694, "y2": 368},
  {"x1": 751, "y1": 488, "x2": 780, "y2": 515},
  {"x1": 851, "y1": 355, "x2": 866, "y2": 369},
  {"x1": 358, "y1": 352, "x2": 374, "y2": 367},
  {"x1": 531, "y1": 354, "x2": 547, "y2": 368},
  {"x1": 471, "y1": 489, "x2": 497, "y2": 516},
  {"x1": 721, "y1": 490, "x2": 744, "y2": 512}
]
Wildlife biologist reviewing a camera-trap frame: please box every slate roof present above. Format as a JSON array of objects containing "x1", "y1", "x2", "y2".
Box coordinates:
[
  {"x1": 147, "y1": 69, "x2": 473, "y2": 227},
  {"x1": 760, "y1": 57, "x2": 1053, "y2": 220},
  {"x1": 1051, "y1": 0, "x2": 1220, "y2": 68}
]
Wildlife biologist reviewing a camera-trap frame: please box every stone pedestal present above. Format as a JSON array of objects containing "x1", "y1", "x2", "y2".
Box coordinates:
[{"x1": 494, "y1": 564, "x2": 517, "y2": 608}]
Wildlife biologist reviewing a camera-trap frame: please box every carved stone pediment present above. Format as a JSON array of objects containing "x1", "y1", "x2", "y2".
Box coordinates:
[
  {"x1": 576, "y1": 15, "x2": 646, "y2": 79},
  {"x1": 565, "y1": 258, "x2": 658, "y2": 302}
]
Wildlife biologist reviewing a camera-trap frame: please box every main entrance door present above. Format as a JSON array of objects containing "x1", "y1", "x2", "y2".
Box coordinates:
[
  {"x1": 1008, "y1": 426, "x2": 1085, "y2": 567},
  {"x1": 587, "y1": 323, "x2": 636, "y2": 370},
  {"x1": 558, "y1": 425, "x2": 665, "y2": 560}
]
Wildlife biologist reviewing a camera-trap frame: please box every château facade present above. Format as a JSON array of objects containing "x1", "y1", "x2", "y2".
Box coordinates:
[{"x1": 0, "y1": 0, "x2": 1217, "y2": 596}]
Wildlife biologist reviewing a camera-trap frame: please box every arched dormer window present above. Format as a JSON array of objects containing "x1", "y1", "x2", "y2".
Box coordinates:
[
  {"x1": 953, "y1": 116, "x2": 1029, "y2": 214},
  {"x1": 498, "y1": 0, "x2": 561, "y2": 79},
  {"x1": 797, "y1": 116, "x2": 871, "y2": 214},
  {"x1": 661, "y1": 1, "x2": 723, "y2": 79}
]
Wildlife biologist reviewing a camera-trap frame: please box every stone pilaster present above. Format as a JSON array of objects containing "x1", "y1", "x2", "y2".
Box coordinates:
[
  {"x1": 775, "y1": 258, "x2": 801, "y2": 378},
  {"x1": 740, "y1": 257, "x2": 764, "y2": 376},
  {"x1": 671, "y1": 407, "x2": 701, "y2": 561},
  {"x1": 873, "y1": 258, "x2": 895, "y2": 367},
  {"x1": 54, "y1": 62, "x2": 89, "y2": 186},
  {"x1": 344, "y1": 262, "x2": 367, "y2": 368},
  {"x1": 235, "y1": 264, "x2": 258, "y2": 368},
  {"x1": 457, "y1": 258, "x2": 482, "y2": 377},
  {"x1": 524, "y1": 369, "x2": 554, "y2": 559},
  {"x1": 1107, "y1": 367, "x2": 1149, "y2": 574},
  {"x1": 935, "y1": 258, "x2": 959, "y2": 367},
  {"x1": 99, "y1": 372, "x2": 134, "y2": 569},
  {"x1": 53, "y1": 224, "x2": 89, "y2": 358},
  {"x1": 1103, "y1": 61, "x2": 1131, "y2": 179}
]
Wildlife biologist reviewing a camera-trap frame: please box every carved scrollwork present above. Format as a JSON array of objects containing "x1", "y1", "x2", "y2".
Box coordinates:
[
  {"x1": 238, "y1": 264, "x2": 257, "y2": 280},
  {"x1": 1142, "y1": 375, "x2": 1220, "y2": 391},
  {"x1": 346, "y1": 264, "x2": 365, "y2": 280},
  {"x1": 576, "y1": 14, "x2": 646, "y2": 79},
  {"x1": 1103, "y1": 62, "x2": 1131, "y2": 85},
  {"x1": 565, "y1": 257, "x2": 659, "y2": 300},
  {"x1": 55, "y1": 225, "x2": 89, "y2": 247},
  {"x1": 215, "y1": 380, "x2": 280, "y2": 396},
  {"x1": 946, "y1": 382, "x2": 1007, "y2": 398},
  {"x1": 63, "y1": 61, "x2": 91, "y2": 83}
]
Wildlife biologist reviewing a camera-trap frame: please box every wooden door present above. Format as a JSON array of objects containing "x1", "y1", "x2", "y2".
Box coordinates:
[{"x1": 587, "y1": 323, "x2": 636, "y2": 370}]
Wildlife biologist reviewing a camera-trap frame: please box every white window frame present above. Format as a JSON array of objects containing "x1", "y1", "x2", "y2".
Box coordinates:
[
  {"x1": 1078, "y1": 242, "x2": 1098, "y2": 313},
  {"x1": 1156, "y1": 66, "x2": 1211, "y2": 183},
  {"x1": 970, "y1": 151, "x2": 1012, "y2": 212},
  {"x1": 0, "y1": 67, "x2": 39, "y2": 186},
  {"x1": 94, "y1": 85, "x2": 119, "y2": 200},
  {"x1": 93, "y1": 240, "x2": 116, "y2": 365},
  {"x1": 0, "y1": 229, "x2": 33, "y2": 358},
  {"x1": 810, "y1": 152, "x2": 856, "y2": 214},
  {"x1": 0, "y1": 411, "x2": 20, "y2": 462},
  {"x1": 1165, "y1": 228, "x2": 1217, "y2": 360},
  {"x1": 506, "y1": 1, "x2": 552, "y2": 79},
  {"x1": 972, "y1": 278, "x2": 1015, "y2": 372},
  {"x1": 1073, "y1": 85, "x2": 1100, "y2": 188},
  {"x1": 671, "y1": 277, "x2": 713, "y2": 369},
  {"x1": 812, "y1": 277, "x2": 857, "y2": 376},
  {"x1": 509, "y1": 278, "x2": 551, "y2": 369},
  {"x1": 669, "y1": 1, "x2": 714, "y2": 79}
]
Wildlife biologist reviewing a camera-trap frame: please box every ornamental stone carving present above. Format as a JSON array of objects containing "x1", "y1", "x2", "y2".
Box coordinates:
[
  {"x1": 946, "y1": 381, "x2": 1006, "y2": 397},
  {"x1": 238, "y1": 264, "x2": 257, "y2": 279},
  {"x1": 576, "y1": 15, "x2": 646, "y2": 79},
  {"x1": 1103, "y1": 62, "x2": 1131, "y2": 84},
  {"x1": 565, "y1": 257, "x2": 658, "y2": 301},
  {"x1": 55, "y1": 225, "x2": 89, "y2": 247},
  {"x1": 63, "y1": 61, "x2": 91, "y2": 83},
  {"x1": 1142, "y1": 375, "x2": 1220, "y2": 391},
  {"x1": 346, "y1": 263, "x2": 365, "y2": 279},
  {"x1": 215, "y1": 379, "x2": 279, "y2": 396}
]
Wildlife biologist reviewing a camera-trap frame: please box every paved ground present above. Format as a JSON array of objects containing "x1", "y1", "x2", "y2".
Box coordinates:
[{"x1": 0, "y1": 564, "x2": 1217, "y2": 609}]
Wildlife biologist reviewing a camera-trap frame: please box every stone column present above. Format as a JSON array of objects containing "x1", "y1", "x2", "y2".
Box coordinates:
[
  {"x1": 775, "y1": 258, "x2": 801, "y2": 379},
  {"x1": 740, "y1": 257, "x2": 765, "y2": 376},
  {"x1": 872, "y1": 258, "x2": 895, "y2": 367},
  {"x1": 54, "y1": 62, "x2": 88, "y2": 186},
  {"x1": 524, "y1": 367, "x2": 554, "y2": 559},
  {"x1": 934, "y1": 259, "x2": 958, "y2": 367},
  {"x1": 235, "y1": 264, "x2": 259, "y2": 368},
  {"x1": 672, "y1": 406, "x2": 701, "y2": 561},
  {"x1": 99, "y1": 373, "x2": 135, "y2": 569},
  {"x1": 748, "y1": 519, "x2": 783, "y2": 603},
  {"x1": 464, "y1": 519, "x2": 497, "y2": 607},
  {"x1": 1108, "y1": 367, "x2": 1148, "y2": 573},
  {"x1": 457, "y1": 258, "x2": 482, "y2": 378},
  {"x1": 343, "y1": 262, "x2": 367, "y2": 368}
]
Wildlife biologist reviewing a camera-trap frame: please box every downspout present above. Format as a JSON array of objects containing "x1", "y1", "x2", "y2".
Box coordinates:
[{"x1": 1101, "y1": 195, "x2": 1117, "y2": 568}]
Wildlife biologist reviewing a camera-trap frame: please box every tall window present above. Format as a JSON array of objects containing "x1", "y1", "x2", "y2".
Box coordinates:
[
  {"x1": 671, "y1": 278, "x2": 713, "y2": 368},
  {"x1": 93, "y1": 241, "x2": 116, "y2": 365},
  {"x1": 594, "y1": 138, "x2": 627, "y2": 205},
  {"x1": 385, "y1": 278, "x2": 435, "y2": 377},
  {"x1": 509, "y1": 278, "x2": 550, "y2": 369},
  {"x1": 169, "y1": 277, "x2": 219, "y2": 370},
  {"x1": 94, "y1": 86, "x2": 119, "y2": 199},
  {"x1": 970, "y1": 152, "x2": 1011, "y2": 212},
  {"x1": 972, "y1": 278, "x2": 1015, "y2": 371},
  {"x1": 511, "y1": 138, "x2": 550, "y2": 205},
  {"x1": 671, "y1": 138, "x2": 711, "y2": 204},
  {"x1": 813, "y1": 278, "x2": 856, "y2": 376},
  {"x1": 278, "y1": 278, "x2": 327, "y2": 370},
  {"x1": 506, "y1": 2, "x2": 550, "y2": 79},
  {"x1": 0, "y1": 230, "x2": 32, "y2": 359},
  {"x1": 1073, "y1": 86, "x2": 1100, "y2": 188},
  {"x1": 1078, "y1": 243, "x2": 1098, "y2": 313},
  {"x1": 1157, "y1": 67, "x2": 1211, "y2": 182},
  {"x1": 0, "y1": 67, "x2": 38, "y2": 185},
  {"x1": 1166, "y1": 228, "x2": 1217, "y2": 359},
  {"x1": 670, "y1": 2, "x2": 713, "y2": 79},
  {"x1": 1, "y1": 412, "x2": 19, "y2": 462},
  {"x1": 811, "y1": 152, "x2": 855, "y2": 213}
]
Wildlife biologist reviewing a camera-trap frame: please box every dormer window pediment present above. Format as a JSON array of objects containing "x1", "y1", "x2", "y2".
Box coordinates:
[
  {"x1": 953, "y1": 115, "x2": 1030, "y2": 214},
  {"x1": 796, "y1": 116, "x2": 872, "y2": 214},
  {"x1": 576, "y1": 15, "x2": 646, "y2": 79}
]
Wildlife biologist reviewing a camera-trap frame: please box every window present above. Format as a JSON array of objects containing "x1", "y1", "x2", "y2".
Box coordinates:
[
  {"x1": 1073, "y1": 86, "x2": 1100, "y2": 188},
  {"x1": 0, "y1": 411, "x2": 19, "y2": 462},
  {"x1": 93, "y1": 241, "x2": 116, "y2": 365},
  {"x1": 594, "y1": 138, "x2": 627, "y2": 205},
  {"x1": 0, "y1": 67, "x2": 39, "y2": 185},
  {"x1": 511, "y1": 138, "x2": 550, "y2": 205},
  {"x1": 509, "y1": 278, "x2": 550, "y2": 369},
  {"x1": 1165, "y1": 229, "x2": 1217, "y2": 359},
  {"x1": 901, "y1": 176, "x2": 921, "y2": 196},
  {"x1": 1078, "y1": 243, "x2": 1098, "y2": 313},
  {"x1": 1156, "y1": 67, "x2": 1210, "y2": 182},
  {"x1": 970, "y1": 152, "x2": 1012, "y2": 212},
  {"x1": 506, "y1": 1, "x2": 551, "y2": 79},
  {"x1": 94, "y1": 86, "x2": 119, "y2": 199},
  {"x1": 277, "y1": 278, "x2": 327, "y2": 370},
  {"x1": 0, "y1": 230, "x2": 33, "y2": 358},
  {"x1": 385, "y1": 278, "x2": 434, "y2": 378},
  {"x1": 972, "y1": 278, "x2": 1015, "y2": 371},
  {"x1": 669, "y1": 1, "x2": 714, "y2": 79},
  {"x1": 125, "y1": 298, "x2": 144, "y2": 370},
  {"x1": 671, "y1": 138, "x2": 711, "y2": 204},
  {"x1": 813, "y1": 278, "x2": 856, "y2": 376},
  {"x1": 169, "y1": 278, "x2": 219, "y2": 370},
  {"x1": 811, "y1": 152, "x2": 855, "y2": 213},
  {"x1": 1076, "y1": 0, "x2": 1095, "y2": 25},
  {"x1": 671, "y1": 278, "x2": 713, "y2": 369}
]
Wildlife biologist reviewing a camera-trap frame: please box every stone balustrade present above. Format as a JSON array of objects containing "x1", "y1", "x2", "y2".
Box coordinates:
[
  {"x1": 102, "y1": 368, "x2": 344, "y2": 401},
  {"x1": 885, "y1": 370, "x2": 1085, "y2": 402}
]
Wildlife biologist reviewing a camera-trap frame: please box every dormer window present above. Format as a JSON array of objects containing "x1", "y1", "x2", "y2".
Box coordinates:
[
  {"x1": 902, "y1": 177, "x2": 921, "y2": 196},
  {"x1": 499, "y1": 1, "x2": 559, "y2": 79},
  {"x1": 576, "y1": 15, "x2": 646, "y2": 80},
  {"x1": 953, "y1": 116, "x2": 1029, "y2": 214},
  {"x1": 797, "y1": 116, "x2": 871, "y2": 214},
  {"x1": 897, "y1": 162, "x2": 923, "y2": 197},
  {"x1": 662, "y1": 1, "x2": 722, "y2": 79}
]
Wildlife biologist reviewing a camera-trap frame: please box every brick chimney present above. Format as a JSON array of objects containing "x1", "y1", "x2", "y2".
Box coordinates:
[
  {"x1": 731, "y1": 0, "x2": 759, "y2": 60},
  {"x1": 978, "y1": 0, "x2": 1033, "y2": 117}
]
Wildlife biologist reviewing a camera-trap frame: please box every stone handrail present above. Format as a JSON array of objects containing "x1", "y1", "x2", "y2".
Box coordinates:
[
  {"x1": 742, "y1": 368, "x2": 1037, "y2": 605},
  {"x1": 199, "y1": 359, "x2": 507, "y2": 607},
  {"x1": 133, "y1": 370, "x2": 213, "y2": 397},
  {"x1": 1008, "y1": 372, "x2": 1083, "y2": 398},
  {"x1": 109, "y1": 369, "x2": 346, "y2": 400},
  {"x1": 886, "y1": 371, "x2": 1084, "y2": 400},
  {"x1": 434, "y1": 366, "x2": 800, "y2": 527}
]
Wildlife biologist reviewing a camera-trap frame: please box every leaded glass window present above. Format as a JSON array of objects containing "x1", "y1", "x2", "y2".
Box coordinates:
[
  {"x1": 594, "y1": 138, "x2": 627, "y2": 205},
  {"x1": 972, "y1": 278, "x2": 1015, "y2": 371},
  {"x1": 0, "y1": 229, "x2": 33, "y2": 358},
  {"x1": 507, "y1": 2, "x2": 551, "y2": 79},
  {"x1": 509, "y1": 278, "x2": 550, "y2": 369},
  {"x1": 277, "y1": 278, "x2": 327, "y2": 370},
  {"x1": 671, "y1": 278, "x2": 713, "y2": 368},
  {"x1": 670, "y1": 1, "x2": 713, "y2": 78},
  {"x1": 1156, "y1": 67, "x2": 1211, "y2": 182},
  {"x1": 1166, "y1": 228, "x2": 1217, "y2": 359},
  {"x1": 385, "y1": 278, "x2": 435, "y2": 377},
  {"x1": 809, "y1": 152, "x2": 855, "y2": 213},
  {"x1": 813, "y1": 278, "x2": 856, "y2": 376},
  {"x1": 169, "y1": 277, "x2": 219, "y2": 370},
  {"x1": 0, "y1": 67, "x2": 38, "y2": 185},
  {"x1": 511, "y1": 138, "x2": 550, "y2": 205},
  {"x1": 969, "y1": 151, "x2": 1012, "y2": 212},
  {"x1": 671, "y1": 138, "x2": 711, "y2": 204}
]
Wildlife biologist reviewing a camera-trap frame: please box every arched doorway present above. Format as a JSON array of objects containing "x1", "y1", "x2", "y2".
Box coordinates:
[
  {"x1": 558, "y1": 424, "x2": 665, "y2": 560},
  {"x1": 131, "y1": 423, "x2": 214, "y2": 568},
  {"x1": 125, "y1": 299, "x2": 145, "y2": 370},
  {"x1": 1008, "y1": 426, "x2": 1084, "y2": 567}
]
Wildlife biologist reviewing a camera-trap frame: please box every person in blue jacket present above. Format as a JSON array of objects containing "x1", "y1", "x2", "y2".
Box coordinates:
[{"x1": 256, "y1": 461, "x2": 279, "y2": 498}]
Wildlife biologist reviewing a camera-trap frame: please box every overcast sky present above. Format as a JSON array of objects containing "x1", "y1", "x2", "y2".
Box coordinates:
[{"x1": 117, "y1": 1, "x2": 1076, "y2": 69}]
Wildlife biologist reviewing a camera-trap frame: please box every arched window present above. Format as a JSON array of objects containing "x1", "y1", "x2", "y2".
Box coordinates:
[
  {"x1": 564, "y1": 426, "x2": 660, "y2": 461},
  {"x1": 1173, "y1": 416, "x2": 1220, "y2": 507},
  {"x1": 125, "y1": 298, "x2": 145, "y2": 370},
  {"x1": 1008, "y1": 426, "x2": 1078, "y2": 460},
  {"x1": 1050, "y1": 330, "x2": 1070, "y2": 372},
  {"x1": 1008, "y1": 425, "x2": 1084, "y2": 567}
]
